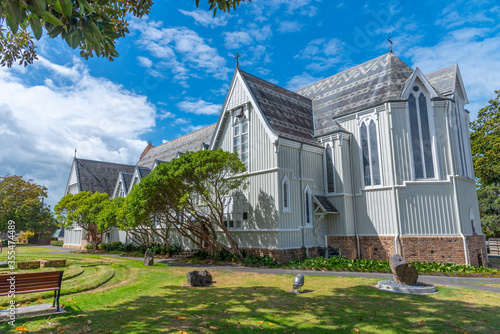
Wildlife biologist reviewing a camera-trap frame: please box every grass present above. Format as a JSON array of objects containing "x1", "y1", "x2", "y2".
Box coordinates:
[{"x1": 0, "y1": 247, "x2": 499, "y2": 333}]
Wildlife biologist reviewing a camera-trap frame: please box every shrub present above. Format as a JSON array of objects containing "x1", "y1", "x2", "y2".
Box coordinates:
[
  {"x1": 194, "y1": 249, "x2": 212, "y2": 260},
  {"x1": 86, "y1": 243, "x2": 94, "y2": 250},
  {"x1": 50, "y1": 240, "x2": 64, "y2": 246}
]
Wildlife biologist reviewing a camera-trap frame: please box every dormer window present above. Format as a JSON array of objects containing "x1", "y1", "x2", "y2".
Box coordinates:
[
  {"x1": 408, "y1": 84, "x2": 435, "y2": 179},
  {"x1": 233, "y1": 108, "x2": 249, "y2": 169}
]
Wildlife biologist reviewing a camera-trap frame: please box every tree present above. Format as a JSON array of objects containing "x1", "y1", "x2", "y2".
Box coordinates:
[
  {"x1": 0, "y1": 0, "x2": 250, "y2": 67},
  {"x1": 470, "y1": 90, "x2": 500, "y2": 186},
  {"x1": 477, "y1": 184, "x2": 500, "y2": 238},
  {"x1": 127, "y1": 149, "x2": 248, "y2": 258},
  {"x1": 470, "y1": 90, "x2": 500, "y2": 237},
  {"x1": 54, "y1": 191, "x2": 110, "y2": 248},
  {"x1": 0, "y1": 175, "x2": 53, "y2": 237}
]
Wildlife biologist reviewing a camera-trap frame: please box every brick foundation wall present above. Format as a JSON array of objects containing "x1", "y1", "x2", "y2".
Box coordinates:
[
  {"x1": 326, "y1": 234, "x2": 488, "y2": 266},
  {"x1": 326, "y1": 236, "x2": 358, "y2": 259},
  {"x1": 63, "y1": 240, "x2": 87, "y2": 250},
  {"x1": 466, "y1": 234, "x2": 488, "y2": 267},
  {"x1": 242, "y1": 247, "x2": 319, "y2": 264}
]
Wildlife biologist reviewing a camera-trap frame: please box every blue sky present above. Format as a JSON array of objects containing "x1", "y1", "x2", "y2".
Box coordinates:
[{"x1": 1, "y1": 0, "x2": 499, "y2": 207}]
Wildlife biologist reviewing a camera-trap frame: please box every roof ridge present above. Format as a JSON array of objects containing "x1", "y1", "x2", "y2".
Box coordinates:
[
  {"x1": 76, "y1": 158, "x2": 134, "y2": 168},
  {"x1": 239, "y1": 68, "x2": 312, "y2": 103}
]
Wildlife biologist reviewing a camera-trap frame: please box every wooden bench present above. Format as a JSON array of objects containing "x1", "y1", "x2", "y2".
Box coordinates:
[{"x1": 0, "y1": 271, "x2": 64, "y2": 311}]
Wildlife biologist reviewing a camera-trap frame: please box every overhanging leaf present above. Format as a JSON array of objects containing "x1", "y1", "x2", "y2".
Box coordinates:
[
  {"x1": 42, "y1": 11, "x2": 64, "y2": 26},
  {"x1": 29, "y1": 15, "x2": 43, "y2": 40},
  {"x1": 6, "y1": 0, "x2": 22, "y2": 26},
  {"x1": 60, "y1": 0, "x2": 73, "y2": 16}
]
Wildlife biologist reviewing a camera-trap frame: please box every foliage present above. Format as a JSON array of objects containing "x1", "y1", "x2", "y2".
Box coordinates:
[
  {"x1": 126, "y1": 149, "x2": 248, "y2": 258},
  {"x1": 477, "y1": 184, "x2": 500, "y2": 238},
  {"x1": 50, "y1": 240, "x2": 64, "y2": 246},
  {"x1": 241, "y1": 255, "x2": 278, "y2": 268},
  {"x1": 0, "y1": 175, "x2": 54, "y2": 237},
  {"x1": 470, "y1": 90, "x2": 500, "y2": 237},
  {"x1": 0, "y1": 0, "x2": 250, "y2": 67},
  {"x1": 54, "y1": 191, "x2": 111, "y2": 248},
  {"x1": 98, "y1": 241, "x2": 183, "y2": 257},
  {"x1": 470, "y1": 90, "x2": 500, "y2": 186},
  {"x1": 282, "y1": 257, "x2": 500, "y2": 277}
]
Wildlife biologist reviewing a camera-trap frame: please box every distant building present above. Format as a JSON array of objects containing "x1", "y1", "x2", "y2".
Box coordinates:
[{"x1": 63, "y1": 53, "x2": 487, "y2": 266}]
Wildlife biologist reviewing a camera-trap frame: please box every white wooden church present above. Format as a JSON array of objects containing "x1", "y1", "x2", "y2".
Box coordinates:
[{"x1": 63, "y1": 52, "x2": 488, "y2": 266}]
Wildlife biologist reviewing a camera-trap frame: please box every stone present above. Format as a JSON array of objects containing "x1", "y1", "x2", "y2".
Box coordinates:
[
  {"x1": 187, "y1": 271, "x2": 206, "y2": 286},
  {"x1": 199, "y1": 269, "x2": 212, "y2": 283},
  {"x1": 390, "y1": 254, "x2": 418, "y2": 285},
  {"x1": 144, "y1": 249, "x2": 154, "y2": 266}
]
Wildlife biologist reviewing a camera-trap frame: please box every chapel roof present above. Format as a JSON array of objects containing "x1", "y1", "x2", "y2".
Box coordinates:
[
  {"x1": 74, "y1": 158, "x2": 135, "y2": 196},
  {"x1": 121, "y1": 172, "x2": 134, "y2": 194},
  {"x1": 136, "y1": 123, "x2": 216, "y2": 169},
  {"x1": 425, "y1": 64, "x2": 457, "y2": 97},
  {"x1": 296, "y1": 53, "x2": 414, "y2": 137},
  {"x1": 239, "y1": 69, "x2": 318, "y2": 146}
]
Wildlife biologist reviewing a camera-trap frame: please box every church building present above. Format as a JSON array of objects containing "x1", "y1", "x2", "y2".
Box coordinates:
[{"x1": 63, "y1": 52, "x2": 487, "y2": 266}]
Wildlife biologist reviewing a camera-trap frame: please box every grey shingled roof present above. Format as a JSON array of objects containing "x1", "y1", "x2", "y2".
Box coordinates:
[
  {"x1": 239, "y1": 69, "x2": 318, "y2": 146},
  {"x1": 75, "y1": 158, "x2": 135, "y2": 196},
  {"x1": 122, "y1": 173, "x2": 134, "y2": 194},
  {"x1": 137, "y1": 124, "x2": 216, "y2": 169},
  {"x1": 313, "y1": 195, "x2": 339, "y2": 213},
  {"x1": 296, "y1": 53, "x2": 414, "y2": 137},
  {"x1": 425, "y1": 64, "x2": 456, "y2": 96},
  {"x1": 137, "y1": 166, "x2": 151, "y2": 179}
]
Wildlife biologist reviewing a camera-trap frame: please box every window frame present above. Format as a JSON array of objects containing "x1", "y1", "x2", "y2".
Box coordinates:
[
  {"x1": 407, "y1": 82, "x2": 439, "y2": 181},
  {"x1": 324, "y1": 142, "x2": 336, "y2": 194},
  {"x1": 282, "y1": 175, "x2": 291, "y2": 213},
  {"x1": 304, "y1": 185, "x2": 313, "y2": 227},
  {"x1": 358, "y1": 113, "x2": 382, "y2": 189},
  {"x1": 232, "y1": 105, "x2": 249, "y2": 170}
]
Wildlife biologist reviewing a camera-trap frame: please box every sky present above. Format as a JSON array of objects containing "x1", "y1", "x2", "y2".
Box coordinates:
[{"x1": 0, "y1": 0, "x2": 499, "y2": 208}]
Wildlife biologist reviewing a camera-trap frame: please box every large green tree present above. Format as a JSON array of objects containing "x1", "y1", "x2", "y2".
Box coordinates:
[
  {"x1": 54, "y1": 191, "x2": 110, "y2": 248},
  {"x1": 0, "y1": 0, "x2": 250, "y2": 67},
  {"x1": 470, "y1": 90, "x2": 500, "y2": 186},
  {"x1": 470, "y1": 90, "x2": 500, "y2": 237},
  {"x1": 0, "y1": 175, "x2": 54, "y2": 237},
  {"x1": 126, "y1": 149, "x2": 248, "y2": 258}
]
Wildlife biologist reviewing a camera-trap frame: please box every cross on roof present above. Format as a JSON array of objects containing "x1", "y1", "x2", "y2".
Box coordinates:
[
  {"x1": 74, "y1": 148, "x2": 77, "y2": 158},
  {"x1": 234, "y1": 52, "x2": 241, "y2": 68},
  {"x1": 388, "y1": 37, "x2": 393, "y2": 53}
]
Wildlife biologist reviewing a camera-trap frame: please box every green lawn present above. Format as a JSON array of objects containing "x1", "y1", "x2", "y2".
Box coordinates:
[{"x1": 1, "y1": 247, "x2": 499, "y2": 333}]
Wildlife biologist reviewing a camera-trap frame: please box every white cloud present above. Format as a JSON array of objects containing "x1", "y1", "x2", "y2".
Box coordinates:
[
  {"x1": 405, "y1": 27, "x2": 500, "y2": 119},
  {"x1": 277, "y1": 21, "x2": 302, "y2": 33},
  {"x1": 224, "y1": 24, "x2": 272, "y2": 49},
  {"x1": 295, "y1": 38, "x2": 346, "y2": 71},
  {"x1": 0, "y1": 58, "x2": 157, "y2": 207},
  {"x1": 177, "y1": 99, "x2": 222, "y2": 116},
  {"x1": 137, "y1": 56, "x2": 153, "y2": 68},
  {"x1": 179, "y1": 9, "x2": 228, "y2": 27},
  {"x1": 286, "y1": 73, "x2": 323, "y2": 91},
  {"x1": 435, "y1": 2, "x2": 497, "y2": 28},
  {"x1": 131, "y1": 19, "x2": 231, "y2": 85}
]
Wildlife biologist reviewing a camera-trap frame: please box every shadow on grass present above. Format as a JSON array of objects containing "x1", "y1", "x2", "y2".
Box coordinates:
[{"x1": 6, "y1": 282, "x2": 499, "y2": 334}]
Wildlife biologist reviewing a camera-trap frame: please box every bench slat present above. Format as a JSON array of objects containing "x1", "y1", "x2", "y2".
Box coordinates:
[{"x1": 0, "y1": 271, "x2": 63, "y2": 295}]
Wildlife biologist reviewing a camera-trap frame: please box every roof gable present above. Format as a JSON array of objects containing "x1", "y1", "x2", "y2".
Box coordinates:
[{"x1": 425, "y1": 64, "x2": 468, "y2": 104}]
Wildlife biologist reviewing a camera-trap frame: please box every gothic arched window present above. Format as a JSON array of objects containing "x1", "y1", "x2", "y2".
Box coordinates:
[
  {"x1": 282, "y1": 176, "x2": 290, "y2": 212},
  {"x1": 360, "y1": 118, "x2": 381, "y2": 187},
  {"x1": 233, "y1": 108, "x2": 249, "y2": 169},
  {"x1": 409, "y1": 85, "x2": 435, "y2": 179},
  {"x1": 325, "y1": 144, "x2": 335, "y2": 193},
  {"x1": 304, "y1": 186, "x2": 312, "y2": 226}
]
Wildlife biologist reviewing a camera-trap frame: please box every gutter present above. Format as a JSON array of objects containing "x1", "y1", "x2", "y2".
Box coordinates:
[{"x1": 445, "y1": 100, "x2": 469, "y2": 265}]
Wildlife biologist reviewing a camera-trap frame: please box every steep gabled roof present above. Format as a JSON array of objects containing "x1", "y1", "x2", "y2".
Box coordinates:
[
  {"x1": 425, "y1": 64, "x2": 457, "y2": 97},
  {"x1": 239, "y1": 69, "x2": 318, "y2": 146},
  {"x1": 137, "y1": 166, "x2": 151, "y2": 179},
  {"x1": 74, "y1": 158, "x2": 135, "y2": 196},
  {"x1": 122, "y1": 172, "x2": 133, "y2": 194},
  {"x1": 137, "y1": 124, "x2": 216, "y2": 169},
  {"x1": 296, "y1": 53, "x2": 414, "y2": 137}
]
